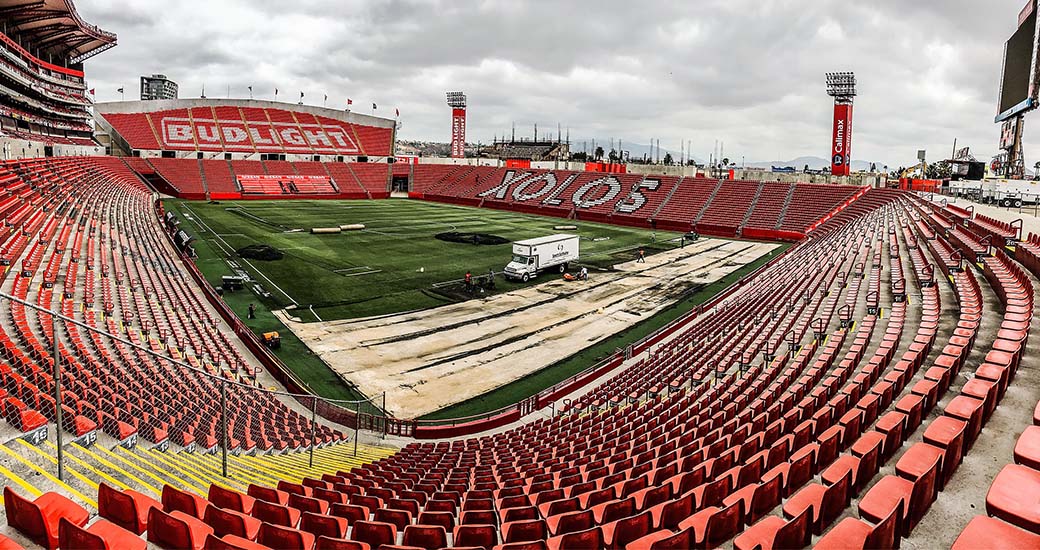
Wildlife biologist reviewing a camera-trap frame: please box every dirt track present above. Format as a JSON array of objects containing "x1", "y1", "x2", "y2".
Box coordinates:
[{"x1": 277, "y1": 238, "x2": 778, "y2": 418}]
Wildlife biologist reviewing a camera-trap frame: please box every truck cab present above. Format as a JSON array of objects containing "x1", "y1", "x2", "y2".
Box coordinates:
[{"x1": 506, "y1": 253, "x2": 537, "y2": 278}]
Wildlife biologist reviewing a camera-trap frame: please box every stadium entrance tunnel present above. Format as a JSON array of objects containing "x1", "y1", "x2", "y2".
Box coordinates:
[
  {"x1": 435, "y1": 232, "x2": 510, "y2": 246},
  {"x1": 237, "y1": 244, "x2": 285, "y2": 261}
]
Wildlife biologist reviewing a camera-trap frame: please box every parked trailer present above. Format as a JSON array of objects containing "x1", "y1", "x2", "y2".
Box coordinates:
[{"x1": 948, "y1": 178, "x2": 1040, "y2": 207}]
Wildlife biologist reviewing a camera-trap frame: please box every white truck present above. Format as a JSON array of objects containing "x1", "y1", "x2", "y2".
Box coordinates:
[{"x1": 504, "y1": 234, "x2": 580, "y2": 282}]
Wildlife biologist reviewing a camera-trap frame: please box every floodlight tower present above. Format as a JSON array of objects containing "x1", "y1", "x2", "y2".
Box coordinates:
[
  {"x1": 446, "y1": 91, "x2": 467, "y2": 159},
  {"x1": 825, "y1": 72, "x2": 857, "y2": 177}
]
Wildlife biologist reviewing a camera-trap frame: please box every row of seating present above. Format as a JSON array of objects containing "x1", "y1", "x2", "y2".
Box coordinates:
[
  {"x1": 239, "y1": 178, "x2": 338, "y2": 196},
  {"x1": 803, "y1": 193, "x2": 1032, "y2": 548},
  {"x1": 126, "y1": 158, "x2": 387, "y2": 199},
  {"x1": 0, "y1": 156, "x2": 346, "y2": 453},
  {"x1": 951, "y1": 226, "x2": 1040, "y2": 549},
  {"x1": 411, "y1": 165, "x2": 864, "y2": 239}
]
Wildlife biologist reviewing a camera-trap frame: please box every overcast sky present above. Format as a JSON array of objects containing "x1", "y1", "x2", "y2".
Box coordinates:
[{"x1": 79, "y1": 0, "x2": 1033, "y2": 168}]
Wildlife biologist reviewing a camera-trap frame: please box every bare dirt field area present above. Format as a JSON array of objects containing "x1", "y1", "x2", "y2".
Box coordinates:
[{"x1": 278, "y1": 238, "x2": 778, "y2": 418}]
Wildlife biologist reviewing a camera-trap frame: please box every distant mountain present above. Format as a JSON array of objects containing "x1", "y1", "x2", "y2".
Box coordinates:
[
  {"x1": 742, "y1": 156, "x2": 883, "y2": 173},
  {"x1": 574, "y1": 142, "x2": 883, "y2": 172}
]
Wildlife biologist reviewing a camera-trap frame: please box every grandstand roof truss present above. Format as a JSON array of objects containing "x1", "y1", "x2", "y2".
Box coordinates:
[{"x1": 0, "y1": 0, "x2": 116, "y2": 63}]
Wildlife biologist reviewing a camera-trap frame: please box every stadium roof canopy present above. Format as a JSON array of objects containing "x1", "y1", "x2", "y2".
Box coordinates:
[{"x1": 0, "y1": 0, "x2": 116, "y2": 63}]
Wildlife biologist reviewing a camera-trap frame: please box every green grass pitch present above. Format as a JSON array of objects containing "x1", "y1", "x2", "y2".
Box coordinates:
[{"x1": 168, "y1": 198, "x2": 679, "y2": 321}]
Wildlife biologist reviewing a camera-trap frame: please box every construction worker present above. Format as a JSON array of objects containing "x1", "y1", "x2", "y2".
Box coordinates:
[
  {"x1": 465, "y1": 271, "x2": 473, "y2": 293},
  {"x1": 248, "y1": 303, "x2": 256, "y2": 319}
]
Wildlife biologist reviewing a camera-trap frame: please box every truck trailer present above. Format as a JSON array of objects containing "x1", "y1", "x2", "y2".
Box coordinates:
[{"x1": 948, "y1": 178, "x2": 1040, "y2": 207}]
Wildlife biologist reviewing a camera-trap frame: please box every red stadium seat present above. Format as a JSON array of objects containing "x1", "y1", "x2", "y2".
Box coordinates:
[
  {"x1": 546, "y1": 526, "x2": 602, "y2": 550},
  {"x1": 163, "y1": 484, "x2": 211, "y2": 520},
  {"x1": 351, "y1": 520, "x2": 397, "y2": 549},
  {"x1": 782, "y1": 470, "x2": 851, "y2": 534},
  {"x1": 624, "y1": 527, "x2": 694, "y2": 550},
  {"x1": 210, "y1": 484, "x2": 257, "y2": 514},
  {"x1": 300, "y1": 511, "x2": 348, "y2": 539},
  {"x1": 732, "y1": 507, "x2": 811, "y2": 550},
  {"x1": 546, "y1": 509, "x2": 593, "y2": 537},
  {"x1": 502, "y1": 519, "x2": 548, "y2": 543},
  {"x1": 248, "y1": 484, "x2": 289, "y2": 506},
  {"x1": 401, "y1": 524, "x2": 448, "y2": 550},
  {"x1": 251, "y1": 499, "x2": 302, "y2": 528},
  {"x1": 315, "y1": 536, "x2": 370, "y2": 550},
  {"x1": 952, "y1": 516, "x2": 1040, "y2": 550},
  {"x1": 3, "y1": 487, "x2": 89, "y2": 550},
  {"x1": 858, "y1": 451, "x2": 940, "y2": 536},
  {"x1": 815, "y1": 506, "x2": 900, "y2": 550},
  {"x1": 601, "y1": 510, "x2": 652, "y2": 549},
  {"x1": 58, "y1": 517, "x2": 146, "y2": 550},
  {"x1": 1013, "y1": 425, "x2": 1040, "y2": 470},
  {"x1": 986, "y1": 464, "x2": 1040, "y2": 533},
  {"x1": 203, "y1": 534, "x2": 270, "y2": 550},
  {"x1": 98, "y1": 482, "x2": 161, "y2": 535},
  {"x1": 678, "y1": 501, "x2": 744, "y2": 549},
  {"x1": 454, "y1": 524, "x2": 498, "y2": 548},
  {"x1": 329, "y1": 503, "x2": 368, "y2": 525},
  {"x1": 147, "y1": 507, "x2": 214, "y2": 550},
  {"x1": 257, "y1": 522, "x2": 316, "y2": 550},
  {"x1": 204, "y1": 504, "x2": 262, "y2": 540}
]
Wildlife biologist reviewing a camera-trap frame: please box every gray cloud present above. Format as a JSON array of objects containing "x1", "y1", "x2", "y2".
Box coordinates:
[{"x1": 79, "y1": 0, "x2": 1031, "y2": 168}]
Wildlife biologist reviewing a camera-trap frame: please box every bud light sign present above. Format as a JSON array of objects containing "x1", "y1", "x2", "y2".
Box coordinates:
[{"x1": 451, "y1": 108, "x2": 467, "y2": 159}]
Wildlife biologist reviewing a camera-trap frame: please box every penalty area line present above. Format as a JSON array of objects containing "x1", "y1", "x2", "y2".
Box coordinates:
[
  {"x1": 182, "y1": 204, "x2": 300, "y2": 306},
  {"x1": 309, "y1": 305, "x2": 323, "y2": 322},
  {"x1": 339, "y1": 269, "x2": 382, "y2": 277}
]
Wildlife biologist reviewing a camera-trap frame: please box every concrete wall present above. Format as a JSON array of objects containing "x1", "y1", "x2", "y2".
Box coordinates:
[{"x1": 0, "y1": 137, "x2": 104, "y2": 160}]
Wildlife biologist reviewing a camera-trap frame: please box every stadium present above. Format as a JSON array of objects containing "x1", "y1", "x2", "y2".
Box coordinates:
[{"x1": 0, "y1": 1, "x2": 1033, "y2": 550}]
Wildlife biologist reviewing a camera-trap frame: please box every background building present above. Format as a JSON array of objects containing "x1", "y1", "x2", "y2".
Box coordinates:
[{"x1": 140, "y1": 74, "x2": 178, "y2": 100}]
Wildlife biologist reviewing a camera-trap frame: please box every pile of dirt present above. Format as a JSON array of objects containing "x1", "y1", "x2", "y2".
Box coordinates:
[
  {"x1": 238, "y1": 244, "x2": 284, "y2": 261},
  {"x1": 435, "y1": 232, "x2": 509, "y2": 246}
]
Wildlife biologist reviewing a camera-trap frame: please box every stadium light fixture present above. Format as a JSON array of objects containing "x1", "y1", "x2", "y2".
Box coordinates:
[
  {"x1": 825, "y1": 72, "x2": 857, "y2": 100},
  {"x1": 446, "y1": 91, "x2": 467, "y2": 109}
]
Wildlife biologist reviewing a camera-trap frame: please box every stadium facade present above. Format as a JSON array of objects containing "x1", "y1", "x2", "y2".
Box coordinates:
[
  {"x1": 0, "y1": 0, "x2": 113, "y2": 158},
  {"x1": 93, "y1": 98, "x2": 397, "y2": 162}
]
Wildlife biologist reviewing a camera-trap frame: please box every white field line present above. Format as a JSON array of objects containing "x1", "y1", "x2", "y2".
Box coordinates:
[{"x1": 181, "y1": 204, "x2": 300, "y2": 306}]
